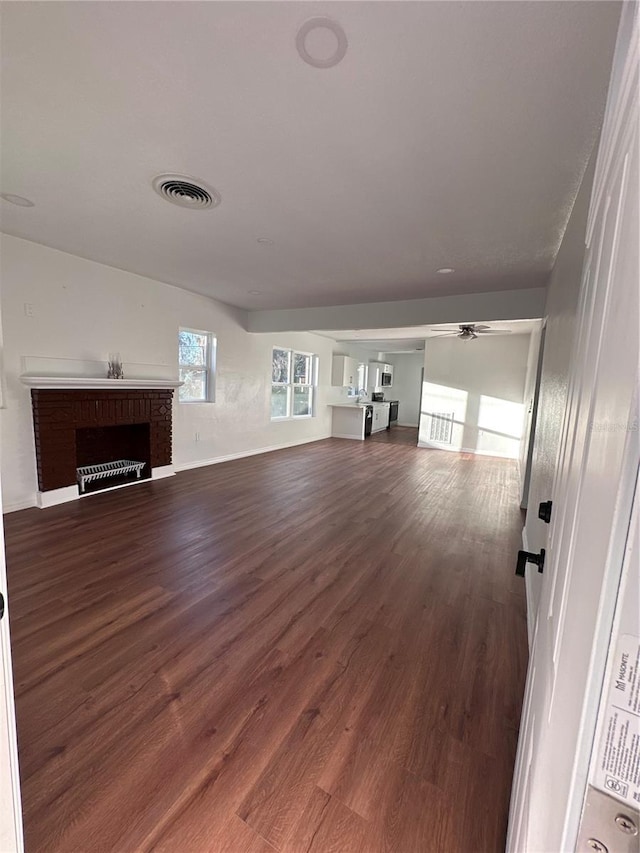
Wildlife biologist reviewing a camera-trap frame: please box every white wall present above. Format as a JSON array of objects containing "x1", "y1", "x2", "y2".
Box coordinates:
[
  {"x1": 385, "y1": 352, "x2": 423, "y2": 426},
  {"x1": 523, "y1": 151, "x2": 598, "y2": 620},
  {"x1": 0, "y1": 235, "x2": 338, "y2": 511},
  {"x1": 418, "y1": 334, "x2": 530, "y2": 458},
  {"x1": 518, "y1": 324, "x2": 544, "y2": 507},
  {"x1": 247, "y1": 287, "x2": 547, "y2": 332}
]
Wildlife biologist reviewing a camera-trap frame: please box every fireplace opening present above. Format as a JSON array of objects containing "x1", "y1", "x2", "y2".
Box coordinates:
[{"x1": 75, "y1": 423, "x2": 151, "y2": 494}]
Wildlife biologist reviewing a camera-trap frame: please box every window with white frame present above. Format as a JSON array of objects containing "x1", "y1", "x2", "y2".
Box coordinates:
[
  {"x1": 271, "y1": 347, "x2": 318, "y2": 419},
  {"x1": 178, "y1": 328, "x2": 216, "y2": 402},
  {"x1": 347, "y1": 363, "x2": 368, "y2": 397}
]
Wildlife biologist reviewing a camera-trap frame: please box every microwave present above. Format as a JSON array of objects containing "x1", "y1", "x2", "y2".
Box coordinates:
[{"x1": 381, "y1": 372, "x2": 392, "y2": 386}]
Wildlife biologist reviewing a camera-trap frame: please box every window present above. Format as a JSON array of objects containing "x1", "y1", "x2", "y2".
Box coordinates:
[
  {"x1": 271, "y1": 347, "x2": 318, "y2": 419},
  {"x1": 178, "y1": 328, "x2": 216, "y2": 402},
  {"x1": 347, "y1": 363, "x2": 368, "y2": 397}
]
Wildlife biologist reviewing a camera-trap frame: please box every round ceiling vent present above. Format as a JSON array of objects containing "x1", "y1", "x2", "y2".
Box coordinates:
[
  {"x1": 296, "y1": 17, "x2": 348, "y2": 69},
  {"x1": 152, "y1": 174, "x2": 221, "y2": 210}
]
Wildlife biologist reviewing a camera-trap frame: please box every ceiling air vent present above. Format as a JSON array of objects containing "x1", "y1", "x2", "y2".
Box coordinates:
[{"x1": 152, "y1": 174, "x2": 221, "y2": 210}]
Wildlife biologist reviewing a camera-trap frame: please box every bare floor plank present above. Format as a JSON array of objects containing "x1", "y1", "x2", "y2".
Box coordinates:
[{"x1": 4, "y1": 433, "x2": 528, "y2": 852}]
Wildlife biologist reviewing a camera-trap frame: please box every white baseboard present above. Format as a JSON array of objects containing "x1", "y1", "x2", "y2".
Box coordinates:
[
  {"x1": 175, "y1": 433, "x2": 332, "y2": 472},
  {"x1": 152, "y1": 465, "x2": 175, "y2": 480},
  {"x1": 37, "y1": 485, "x2": 78, "y2": 508},
  {"x1": 397, "y1": 421, "x2": 419, "y2": 428},
  {"x1": 9, "y1": 465, "x2": 177, "y2": 512},
  {"x1": 331, "y1": 433, "x2": 364, "y2": 441}
]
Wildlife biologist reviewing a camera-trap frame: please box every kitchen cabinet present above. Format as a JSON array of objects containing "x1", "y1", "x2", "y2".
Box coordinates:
[
  {"x1": 331, "y1": 355, "x2": 359, "y2": 387},
  {"x1": 371, "y1": 402, "x2": 390, "y2": 433},
  {"x1": 368, "y1": 361, "x2": 394, "y2": 389}
]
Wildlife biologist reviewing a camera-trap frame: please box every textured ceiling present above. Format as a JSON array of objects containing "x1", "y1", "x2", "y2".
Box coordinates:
[{"x1": 0, "y1": 1, "x2": 620, "y2": 310}]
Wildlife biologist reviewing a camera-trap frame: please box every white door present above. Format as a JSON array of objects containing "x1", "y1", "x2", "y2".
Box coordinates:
[
  {"x1": 576, "y1": 475, "x2": 639, "y2": 848},
  {"x1": 508, "y1": 4, "x2": 639, "y2": 851},
  {"x1": 0, "y1": 486, "x2": 23, "y2": 850}
]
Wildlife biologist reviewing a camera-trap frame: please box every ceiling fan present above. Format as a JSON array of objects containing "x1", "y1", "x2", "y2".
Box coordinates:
[{"x1": 431, "y1": 323, "x2": 512, "y2": 341}]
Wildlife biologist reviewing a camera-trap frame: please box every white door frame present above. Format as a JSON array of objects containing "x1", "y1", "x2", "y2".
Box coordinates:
[
  {"x1": 508, "y1": 3, "x2": 639, "y2": 849},
  {"x1": 0, "y1": 518, "x2": 23, "y2": 853},
  {"x1": 0, "y1": 429, "x2": 24, "y2": 849}
]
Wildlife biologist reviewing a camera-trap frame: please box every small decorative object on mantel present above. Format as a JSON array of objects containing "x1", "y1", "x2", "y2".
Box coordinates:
[{"x1": 107, "y1": 352, "x2": 124, "y2": 380}]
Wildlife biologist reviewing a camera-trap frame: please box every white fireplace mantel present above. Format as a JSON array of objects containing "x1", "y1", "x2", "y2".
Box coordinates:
[{"x1": 20, "y1": 376, "x2": 183, "y2": 390}]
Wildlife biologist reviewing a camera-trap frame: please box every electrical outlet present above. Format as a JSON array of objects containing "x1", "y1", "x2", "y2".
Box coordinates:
[
  {"x1": 195, "y1": 432, "x2": 200, "y2": 442},
  {"x1": 24, "y1": 303, "x2": 34, "y2": 317}
]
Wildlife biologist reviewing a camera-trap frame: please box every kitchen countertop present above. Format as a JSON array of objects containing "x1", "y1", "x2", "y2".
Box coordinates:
[{"x1": 329, "y1": 401, "x2": 395, "y2": 408}]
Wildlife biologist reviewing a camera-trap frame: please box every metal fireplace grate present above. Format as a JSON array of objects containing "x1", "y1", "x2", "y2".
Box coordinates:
[{"x1": 77, "y1": 460, "x2": 146, "y2": 494}]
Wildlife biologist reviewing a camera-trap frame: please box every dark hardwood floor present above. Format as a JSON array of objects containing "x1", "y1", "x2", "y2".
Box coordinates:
[
  {"x1": 369, "y1": 426, "x2": 419, "y2": 446},
  {"x1": 3, "y1": 436, "x2": 528, "y2": 852}
]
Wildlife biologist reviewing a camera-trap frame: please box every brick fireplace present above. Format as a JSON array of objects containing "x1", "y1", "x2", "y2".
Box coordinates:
[{"x1": 29, "y1": 385, "x2": 176, "y2": 506}]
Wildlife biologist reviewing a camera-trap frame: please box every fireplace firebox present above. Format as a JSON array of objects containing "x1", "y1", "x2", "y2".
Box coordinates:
[{"x1": 75, "y1": 423, "x2": 151, "y2": 493}]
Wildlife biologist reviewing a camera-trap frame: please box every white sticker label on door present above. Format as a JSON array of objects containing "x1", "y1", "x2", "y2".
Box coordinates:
[{"x1": 593, "y1": 633, "x2": 640, "y2": 808}]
